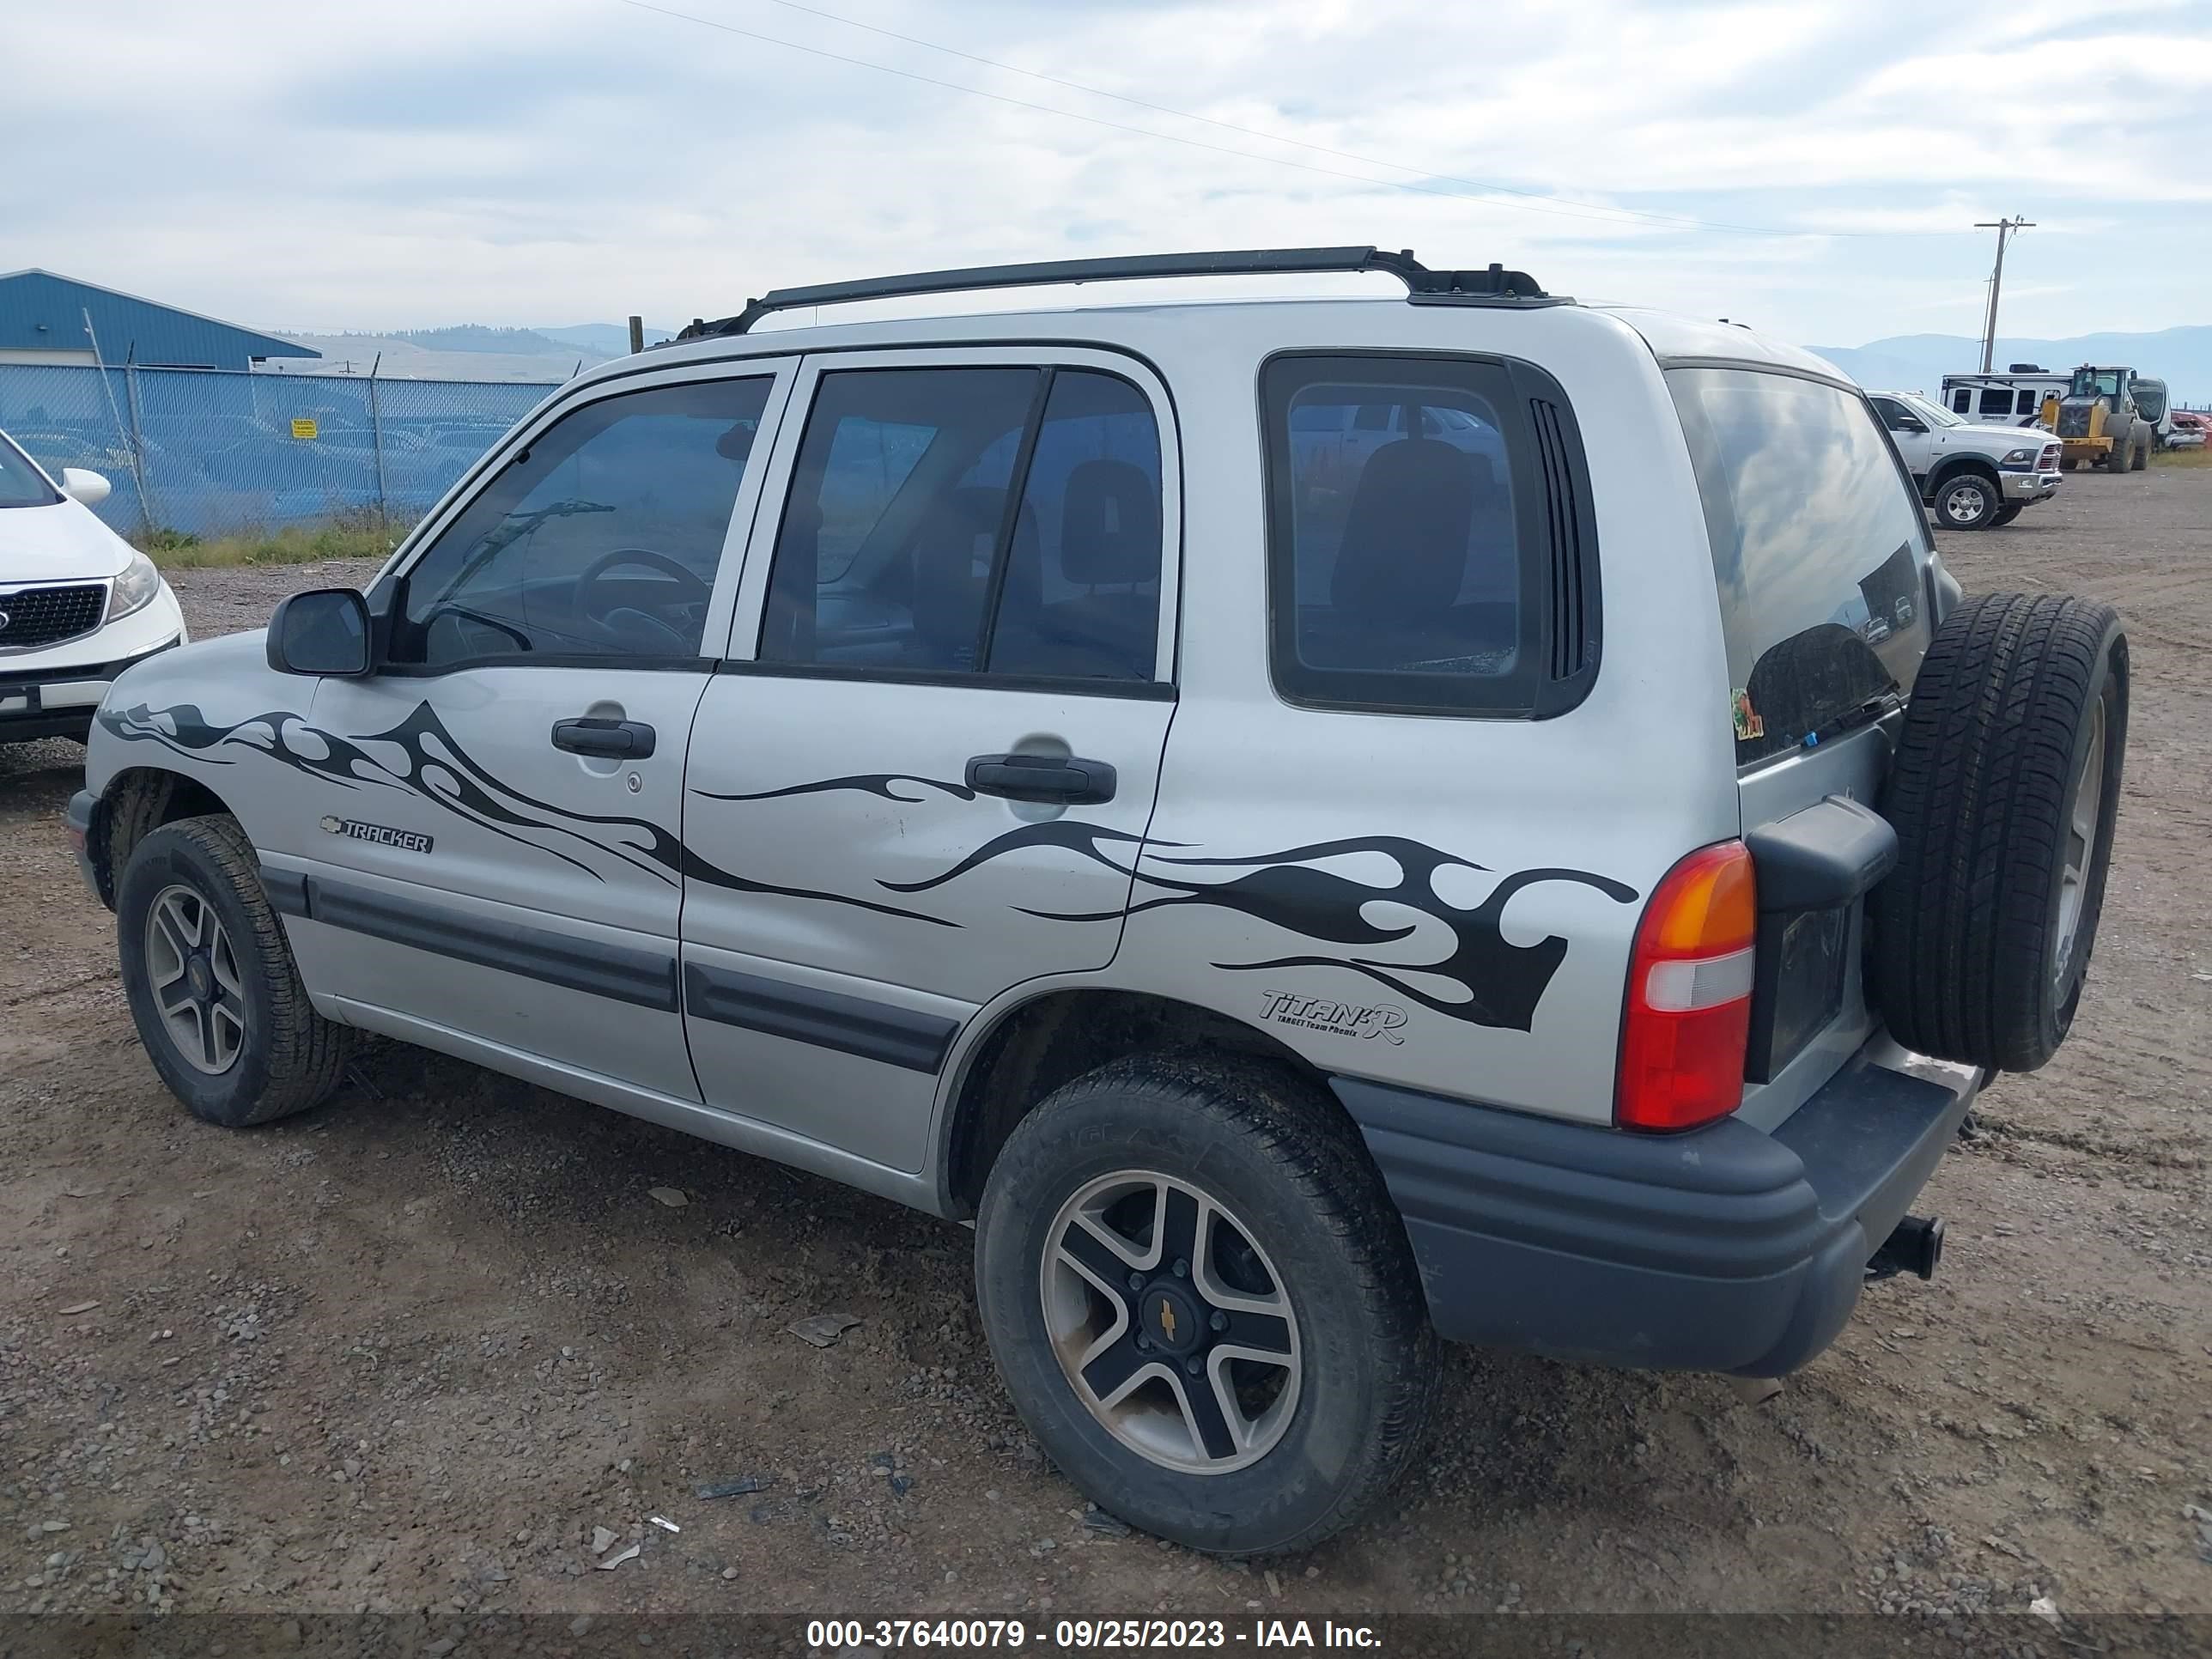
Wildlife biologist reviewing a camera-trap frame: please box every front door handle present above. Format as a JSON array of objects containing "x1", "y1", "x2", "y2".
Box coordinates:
[
  {"x1": 552, "y1": 717, "x2": 656, "y2": 760},
  {"x1": 965, "y1": 752, "x2": 1116, "y2": 805}
]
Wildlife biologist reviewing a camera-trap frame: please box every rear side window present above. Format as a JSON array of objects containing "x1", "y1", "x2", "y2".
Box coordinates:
[
  {"x1": 1667, "y1": 368, "x2": 1933, "y2": 766},
  {"x1": 1979, "y1": 389, "x2": 2014, "y2": 416},
  {"x1": 760, "y1": 366, "x2": 1164, "y2": 684},
  {"x1": 1261, "y1": 354, "x2": 1596, "y2": 717}
]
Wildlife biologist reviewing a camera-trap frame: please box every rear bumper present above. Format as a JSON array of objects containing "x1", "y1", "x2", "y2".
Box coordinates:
[{"x1": 1335, "y1": 1043, "x2": 1982, "y2": 1377}]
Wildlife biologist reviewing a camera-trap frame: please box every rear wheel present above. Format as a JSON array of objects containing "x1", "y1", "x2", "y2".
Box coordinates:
[
  {"x1": 117, "y1": 815, "x2": 353, "y2": 1127},
  {"x1": 1934, "y1": 471, "x2": 2000, "y2": 531},
  {"x1": 1872, "y1": 593, "x2": 2128, "y2": 1072},
  {"x1": 2130, "y1": 435, "x2": 2148, "y2": 471},
  {"x1": 975, "y1": 1054, "x2": 1436, "y2": 1554}
]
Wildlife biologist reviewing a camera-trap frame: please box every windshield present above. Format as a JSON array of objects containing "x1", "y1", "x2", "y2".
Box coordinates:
[
  {"x1": 0, "y1": 431, "x2": 62, "y2": 510},
  {"x1": 2070, "y1": 369, "x2": 2124, "y2": 399},
  {"x1": 1901, "y1": 392, "x2": 1963, "y2": 428}
]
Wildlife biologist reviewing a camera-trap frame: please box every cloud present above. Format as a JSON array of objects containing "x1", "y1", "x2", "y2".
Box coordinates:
[{"x1": 2, "y1": 0, "x2": 2205, "y2": 344}]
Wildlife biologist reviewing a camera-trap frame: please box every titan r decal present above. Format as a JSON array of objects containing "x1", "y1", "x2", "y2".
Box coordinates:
[
  {"x1": 320, "y1": 816, "x2": 434, "y2": 854},
  {"x1": 1260, "y1": 991, "x2": 1408, "y2": 1043}
]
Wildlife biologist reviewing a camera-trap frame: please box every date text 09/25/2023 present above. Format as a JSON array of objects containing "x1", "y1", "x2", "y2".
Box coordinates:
[{"x1": 805, "y1": 1618, "x2": 1382, "y2": 1649}]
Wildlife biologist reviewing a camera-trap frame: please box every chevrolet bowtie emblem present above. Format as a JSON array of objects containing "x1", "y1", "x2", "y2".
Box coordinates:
[{"x1": 1158, "y1": 1300, "x2": 1176, "y2": 1340}]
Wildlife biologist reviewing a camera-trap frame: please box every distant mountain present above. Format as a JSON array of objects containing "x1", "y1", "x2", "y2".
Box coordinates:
[
  {"x1": 269, "y1": 331, "x2": 592, "y2": 383},
  {"x1": 385, "y1": 325, "x2": 589, "y2": 357},
  {"x1": 533, "y1": 323, "x2": 678, "y2": 356},
  {"x1": 1814, "y1": 326, "x2": 2212, "y2": 404}
]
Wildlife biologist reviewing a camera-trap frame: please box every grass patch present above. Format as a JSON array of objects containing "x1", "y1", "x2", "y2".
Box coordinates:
[
  {"x1": 2149, "y1": 445, "x2": 2210, "y2": 468},
  {"x1": 135, "y1": 514, "x2": 407, "y2": 569}
]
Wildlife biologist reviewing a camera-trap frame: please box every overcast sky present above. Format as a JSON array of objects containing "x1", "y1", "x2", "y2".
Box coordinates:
[{"x1": 8, "y1": 0, "x2": 2206, "y2": 348}]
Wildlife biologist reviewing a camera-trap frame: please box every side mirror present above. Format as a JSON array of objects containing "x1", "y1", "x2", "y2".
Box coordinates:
[
  {"x1": 58, "y1": 467, "x2": 112, "y2": 507},
  {"x1": 1896, "y1": 416, "x2": 1927, "y2": 434},
  {"x1": 266, "y1": 587, "x2": 372, "y2": 677}
]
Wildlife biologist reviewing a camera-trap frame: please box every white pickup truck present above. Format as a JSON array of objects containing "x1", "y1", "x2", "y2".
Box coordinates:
[{"x1": 1869, "y1": 389, "x2": 2063, "y2": 531}]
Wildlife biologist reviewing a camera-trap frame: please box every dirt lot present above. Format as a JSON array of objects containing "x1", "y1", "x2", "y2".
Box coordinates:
[{"x1": 2, "y1": 477, "x2": 2207, "y2": 1629}]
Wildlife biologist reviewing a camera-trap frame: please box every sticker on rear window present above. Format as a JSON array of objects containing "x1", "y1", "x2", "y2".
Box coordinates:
[{"x1": 1731, "y1": 688, "x2": 1765, "y2": 743}]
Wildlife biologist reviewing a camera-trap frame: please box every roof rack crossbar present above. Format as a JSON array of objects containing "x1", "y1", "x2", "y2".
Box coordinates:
[{"x1": 675, "y1": 246, "x2": 1553, "y2": 340}]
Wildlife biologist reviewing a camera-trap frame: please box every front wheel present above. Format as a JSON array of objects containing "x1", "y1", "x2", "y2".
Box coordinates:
[
  {"x1": 1935, "y1": 471, "x2": 2000, "y2": 530},
  {"x1": 117, "y1": 814, "x2": 353, "y2": 1127},
  {"x1": 1991, "y1": 504, "x2": 2025, "y2": 527},
  {"x1": 975, "y1": 1055, "x2": 1436, "y2": 1554}
]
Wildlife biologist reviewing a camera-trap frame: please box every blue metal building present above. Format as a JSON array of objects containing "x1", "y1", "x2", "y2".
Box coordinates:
[{"x1": 0, "y1": 269, "x2": 319, "y2": 372}]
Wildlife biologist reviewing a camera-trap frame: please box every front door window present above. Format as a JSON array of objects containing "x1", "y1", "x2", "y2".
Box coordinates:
[{"x1": 392, "y1": 378, "x2": 773, "y2": 667}]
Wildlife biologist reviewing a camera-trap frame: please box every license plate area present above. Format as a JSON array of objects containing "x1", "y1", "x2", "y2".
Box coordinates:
[{"x1": 1745, "y1": 903, "x2": 1850, "y2": 1084}]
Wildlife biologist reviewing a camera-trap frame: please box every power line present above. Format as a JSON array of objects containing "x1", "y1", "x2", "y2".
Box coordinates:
[
  {"x1": 620, "y1": 0, "x2": 1929, "y2": 241},
  {"x1": 744, "y1": 0, "x2": 1813, "y2": 239}
]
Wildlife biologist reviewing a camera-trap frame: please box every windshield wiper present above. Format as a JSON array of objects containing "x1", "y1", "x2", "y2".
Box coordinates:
[{"x1": 1803, "y1": 687, "x2": 1904, "y2": 750}]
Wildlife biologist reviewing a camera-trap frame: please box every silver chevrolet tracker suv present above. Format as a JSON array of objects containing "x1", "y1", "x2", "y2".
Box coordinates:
[{"x1": 65, "y1": 249, "x2": 2129, "y2": 1555}]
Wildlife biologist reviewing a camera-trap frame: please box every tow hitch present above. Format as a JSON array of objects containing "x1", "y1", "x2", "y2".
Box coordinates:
[{"x1": 1867, "y1": 1214, "x2": 1944, "y2": 1282}]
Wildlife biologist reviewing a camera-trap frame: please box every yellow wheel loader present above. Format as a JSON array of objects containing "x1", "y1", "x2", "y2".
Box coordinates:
[{"x1": 2056, "y1": 366, "x2": 2150, "y2": 472}]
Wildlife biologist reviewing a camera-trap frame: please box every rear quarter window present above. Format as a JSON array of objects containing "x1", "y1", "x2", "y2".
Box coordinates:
[
  {"x1": 1261, "y1": 353, "x2": 1598, "y2": 717},
  {"x1": 1667, "y1": 368, "x2": 1933, "y2": 765}
]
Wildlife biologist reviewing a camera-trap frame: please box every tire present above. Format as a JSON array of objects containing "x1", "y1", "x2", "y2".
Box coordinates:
[
  {"x1": 975, "y1": 1054, "x2": 1436, "y2": 1554},
  {"x1": 1871, "y1": 593, "x2": 2128, "y2": 1073},
  {"x1": 2130, "y1": 435, "x2": 2148, "y2": 471},
  {"x1": 1932, "y1": 470, "x2": 1999, "y2": 531},
  {"x1": 2060, "y1": 457, "x2": 2078, "y2": 471},
  {"x1": 117, "y1": 814, "x2": 352, "y2": 1127},
  {"x1": 1991, "y1": 504, "x2": 2025, "y2": 527}
]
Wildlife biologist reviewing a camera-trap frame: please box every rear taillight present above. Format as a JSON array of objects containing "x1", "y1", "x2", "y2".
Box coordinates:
[{"x1": 1616, "y1": 841, "x2": 1756, "y2": 1132}]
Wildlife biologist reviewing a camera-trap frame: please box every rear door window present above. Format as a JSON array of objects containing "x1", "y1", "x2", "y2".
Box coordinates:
[
  {"x1": 1667, "y1": 368, "x2": 1933, "y2": 766},
  {"x1": 759, "y1": 366, "x2": 1164, "y2": 684}
]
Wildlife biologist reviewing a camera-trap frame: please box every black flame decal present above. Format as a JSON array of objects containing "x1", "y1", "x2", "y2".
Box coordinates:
[
  {"x1": 101, "y1": 708, "x2": 1634, "y2": 1030},
  {"x1": 891, "y1": 823, "x2": 1638, "y2": 1032},
  {"x1": 97, "y1": 702, "x2": 951, "y2": 925}
]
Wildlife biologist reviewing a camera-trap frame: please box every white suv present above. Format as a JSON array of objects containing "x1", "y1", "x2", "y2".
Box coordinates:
[
  {"x1": 65, "y1": 249, "x2": 2128, "y2": 1554},
  {"x1": 1869, "y1": 389, "x2": 2062, "y2": 530},
  {"x1": 2, "y1": 428, "x2": 186, "y2": 746}
]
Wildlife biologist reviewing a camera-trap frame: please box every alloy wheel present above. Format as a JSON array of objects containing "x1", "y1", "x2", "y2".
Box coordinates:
[
  {"x1": 2055, "y1": 691, "x2": 2107, "y2": 983},
  {"x1": 144, "y1": 884, "x2": 247, "y2": 1075},
  {"x1": 1039, "y1": 1170, "x2": 1301, "y2": 1475}
]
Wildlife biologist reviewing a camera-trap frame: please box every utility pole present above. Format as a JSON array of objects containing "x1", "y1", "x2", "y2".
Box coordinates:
[
  {"x1": 627, "y1": 315, "x2": 645, "y2": 355},
  {"x1": 1974, "y1": 216, "x2": 2034, "y2": 373}
]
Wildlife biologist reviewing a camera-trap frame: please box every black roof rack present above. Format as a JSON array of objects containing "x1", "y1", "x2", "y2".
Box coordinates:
[{"x1": 673, "y1": 246, "x2": 1559, "y2": 341}]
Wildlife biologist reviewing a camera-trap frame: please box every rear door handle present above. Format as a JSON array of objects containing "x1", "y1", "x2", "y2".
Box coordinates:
[
  {"x1": 965, "y1": 751, "x2": 1116, "y2": 805},
  {"x1": 551, "y1": 717, "x2": 657, "y2": 760}
]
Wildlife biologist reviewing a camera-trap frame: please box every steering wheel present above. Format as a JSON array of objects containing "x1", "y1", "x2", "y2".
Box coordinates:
[{"x1": 575, "y1": 548, "x2": 713, "y2": 651}]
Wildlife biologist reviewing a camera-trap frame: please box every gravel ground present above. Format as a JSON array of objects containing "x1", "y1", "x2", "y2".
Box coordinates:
[{"x1": 0, "y1": 480, "x2": 2205, "y2": 1627}]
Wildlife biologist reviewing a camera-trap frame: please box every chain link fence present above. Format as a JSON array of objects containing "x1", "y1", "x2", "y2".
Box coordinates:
[{"x1": 0, "y1": 362, "x2": 560, "y2": 541}]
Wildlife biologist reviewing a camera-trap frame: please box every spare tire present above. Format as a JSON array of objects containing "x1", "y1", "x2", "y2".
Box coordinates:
[{"x1": 1871, "y1": 592, "x2": 2128, "y2": 1072}]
